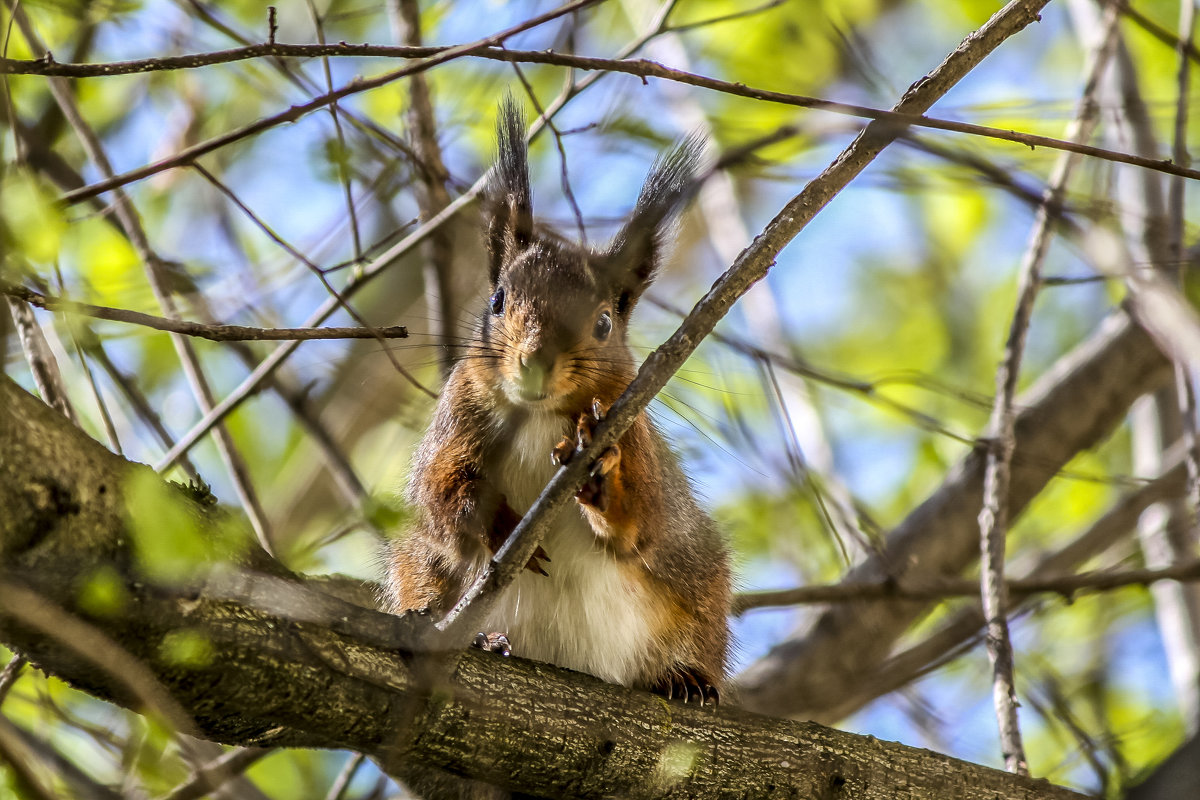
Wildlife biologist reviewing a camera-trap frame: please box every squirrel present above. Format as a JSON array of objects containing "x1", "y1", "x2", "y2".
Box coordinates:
[{"x1": 384, "y1": 98, "x2": 731, "y2": 705}]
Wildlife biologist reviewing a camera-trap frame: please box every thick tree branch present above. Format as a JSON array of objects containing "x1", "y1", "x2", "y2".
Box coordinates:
[{"x1": 0, "y1": 375, "x2": 1088, "y2": 799}]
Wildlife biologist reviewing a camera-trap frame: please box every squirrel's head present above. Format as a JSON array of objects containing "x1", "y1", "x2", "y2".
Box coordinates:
[{"x1": 478, "y1": 97, "x2": 700, "y2": 413}]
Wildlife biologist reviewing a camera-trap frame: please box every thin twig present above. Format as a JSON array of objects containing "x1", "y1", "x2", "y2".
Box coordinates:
[
  {"x1": 436, "y1": 0, "x2": 1056, "y2": 646},
  {"x1": 11, "y1": 5, "x2": 279, "y2": 555},
  {"x1": 1118, "y1": 0, "x2": 1200, "y2": 66},
  {"x1": 2, "y1": 44, "x2": 1195, "y2": 196},
  {"x1": 975, "y1": 2, "x2": 1119, "y2": 776},
  {"x1": 49, "y1": 0, "x2": 606, "y2": 206},
  {"x1": 0, "y1": 654, "x2": 26, "y2": 706},
  {"x1": 305, "y1": 0, "x2": 363, "y2": 262},
  {"x1": 2, "y1": 286, "x2": 410, "y2": 347},
  {"x1": 394, "y1": 0, "x2": 459, "y2": 377},
  {"x1": 663, "y1": 0, "x2": 783, "y2": 34},
  {"x1": 324, "y1": 752, "x2": 365, "y2": 800},
  {"x1": 5, "y1": 297, "x2": 78, "y2": 423},
  {"x1": 1027, "y1": 676, "x2": 1111, "y2": 793},
  {"x1": 734, "y1": 555, "x2": 1200, "y2": 610},
  {"x1": 161, "y1": 747, "x2": 270, "y2": 800},
  {"x1": 56, "y1": 277, "x2": 123, "y2": 453}
]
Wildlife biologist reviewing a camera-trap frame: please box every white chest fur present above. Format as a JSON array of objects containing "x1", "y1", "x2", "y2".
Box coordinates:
[{"x1": 482, "y1": 409, "x2": 657, "y2": 686}]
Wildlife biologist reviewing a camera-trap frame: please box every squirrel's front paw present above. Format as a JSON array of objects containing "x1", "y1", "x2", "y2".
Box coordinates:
[{"x1": 551, "y1": 399, "x2": 620, "y2": 513}]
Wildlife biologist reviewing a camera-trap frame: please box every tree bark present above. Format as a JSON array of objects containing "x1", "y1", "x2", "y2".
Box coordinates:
[{"x1": 0, "y1": 374, "x2": 1088, "y2": 799}]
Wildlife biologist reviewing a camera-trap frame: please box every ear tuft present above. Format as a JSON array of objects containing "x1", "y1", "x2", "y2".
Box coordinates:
[
  {"x1": 606, "y1": 135, "x2": 704, "y2": 313},
  {"x1": 485, "y1": 95, "x2": 533, "y2": 285}
]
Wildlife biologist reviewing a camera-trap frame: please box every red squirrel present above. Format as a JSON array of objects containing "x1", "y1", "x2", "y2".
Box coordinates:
[{"x1": 384, "y1": 99, "x2": 730, "y2": 704}]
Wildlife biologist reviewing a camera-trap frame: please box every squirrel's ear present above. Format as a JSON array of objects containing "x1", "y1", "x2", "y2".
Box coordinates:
[
  {"x1": 605, "y1": 136, "x2": 703, "y2": 315},
  {"x1": 485, "y1": 96, "x2": 533, "y2": 285}
]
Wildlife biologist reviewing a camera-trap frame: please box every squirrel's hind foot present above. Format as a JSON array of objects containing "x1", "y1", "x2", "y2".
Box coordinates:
[
  {"x1": 652, "y1": 668, "x2": 720, "y2": 707},
  {"x1": 472, "y1": 632, "x2": 512, "y2": 657}
]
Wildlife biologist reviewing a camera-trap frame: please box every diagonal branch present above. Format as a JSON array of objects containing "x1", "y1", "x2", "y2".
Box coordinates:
[{"x1": 437, "y1": 0, "x2": 1056, "y2": 645}]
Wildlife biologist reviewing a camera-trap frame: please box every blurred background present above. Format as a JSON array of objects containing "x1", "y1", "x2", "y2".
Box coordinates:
[{"x1": 2, "y1": 0, "x2": 1199, "y2": 796}]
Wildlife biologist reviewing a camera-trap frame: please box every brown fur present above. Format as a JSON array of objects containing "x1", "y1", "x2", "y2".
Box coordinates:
[{"x1": 384, "y1": 100, "x2": 730, "y2": 698}]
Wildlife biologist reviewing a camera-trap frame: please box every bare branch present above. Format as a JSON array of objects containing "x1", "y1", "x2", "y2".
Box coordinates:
[
  {"x1": 47, "y1": 0, "x2": 605, "y2": 206},
  {"x1": 3, "y1": 45, "x2": 1197, "y2": 197},
  {"x1": 976, "y1": 3, "x2": 1119, "y2": 774},
  {"x1": 735, "y1": 555, "x2": 1200, "y2": 609},
  {"x1": 2, "y1": 280, "x2": 409, "y2": 341},
  {"x1": 0, "y1": 654, "x2": 25, "y2": 706},
  {"x1": 161, "y1": 747, "x2": 271, "y2": 800}
]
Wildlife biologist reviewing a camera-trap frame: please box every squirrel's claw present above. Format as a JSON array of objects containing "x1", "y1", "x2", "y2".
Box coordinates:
[
  {"x1": 652, "y1": 668, "x2": 720, "y2": 707},
  {"x1": 527, "y1": 545, "x2": 552, "y2": 576},
  {"x1": 576, "y1": 445, "x2": 619, "y2": 511},
  {"x1": 592, "y1": 443, "x2": 620, "y2": 477},
  {"x1": 551, "y1": 436, "x2": 575, "y2": 467},
  {"x1": 553, "y1": 399, "x2": 621, "y2": 513},
  {"x1": 472, "y1": 632, "x2": 512, "y2": 657},
  {"x1": 491, "y1": 497, "x2": 552, "y2": 576},
  {"x1": 575, "y1": 406, "x2": 596, "y2": 450}
]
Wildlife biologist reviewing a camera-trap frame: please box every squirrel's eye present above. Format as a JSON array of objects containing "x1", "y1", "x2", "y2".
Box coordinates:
[
  {"x1": 593, "y1": 310, "x2": 612, "y2": 341},
  {"x1": 489, "y1": 288, "x2": 506, "y2": 316}
]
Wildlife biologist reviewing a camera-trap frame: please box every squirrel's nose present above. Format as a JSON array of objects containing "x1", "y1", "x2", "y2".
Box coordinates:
[
  {"x1": 519, "y1": 348, "x2": 554, "y2": 372},
  {"x1": 518, "y1": 350, "x2": 553, "y2": 396}
]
